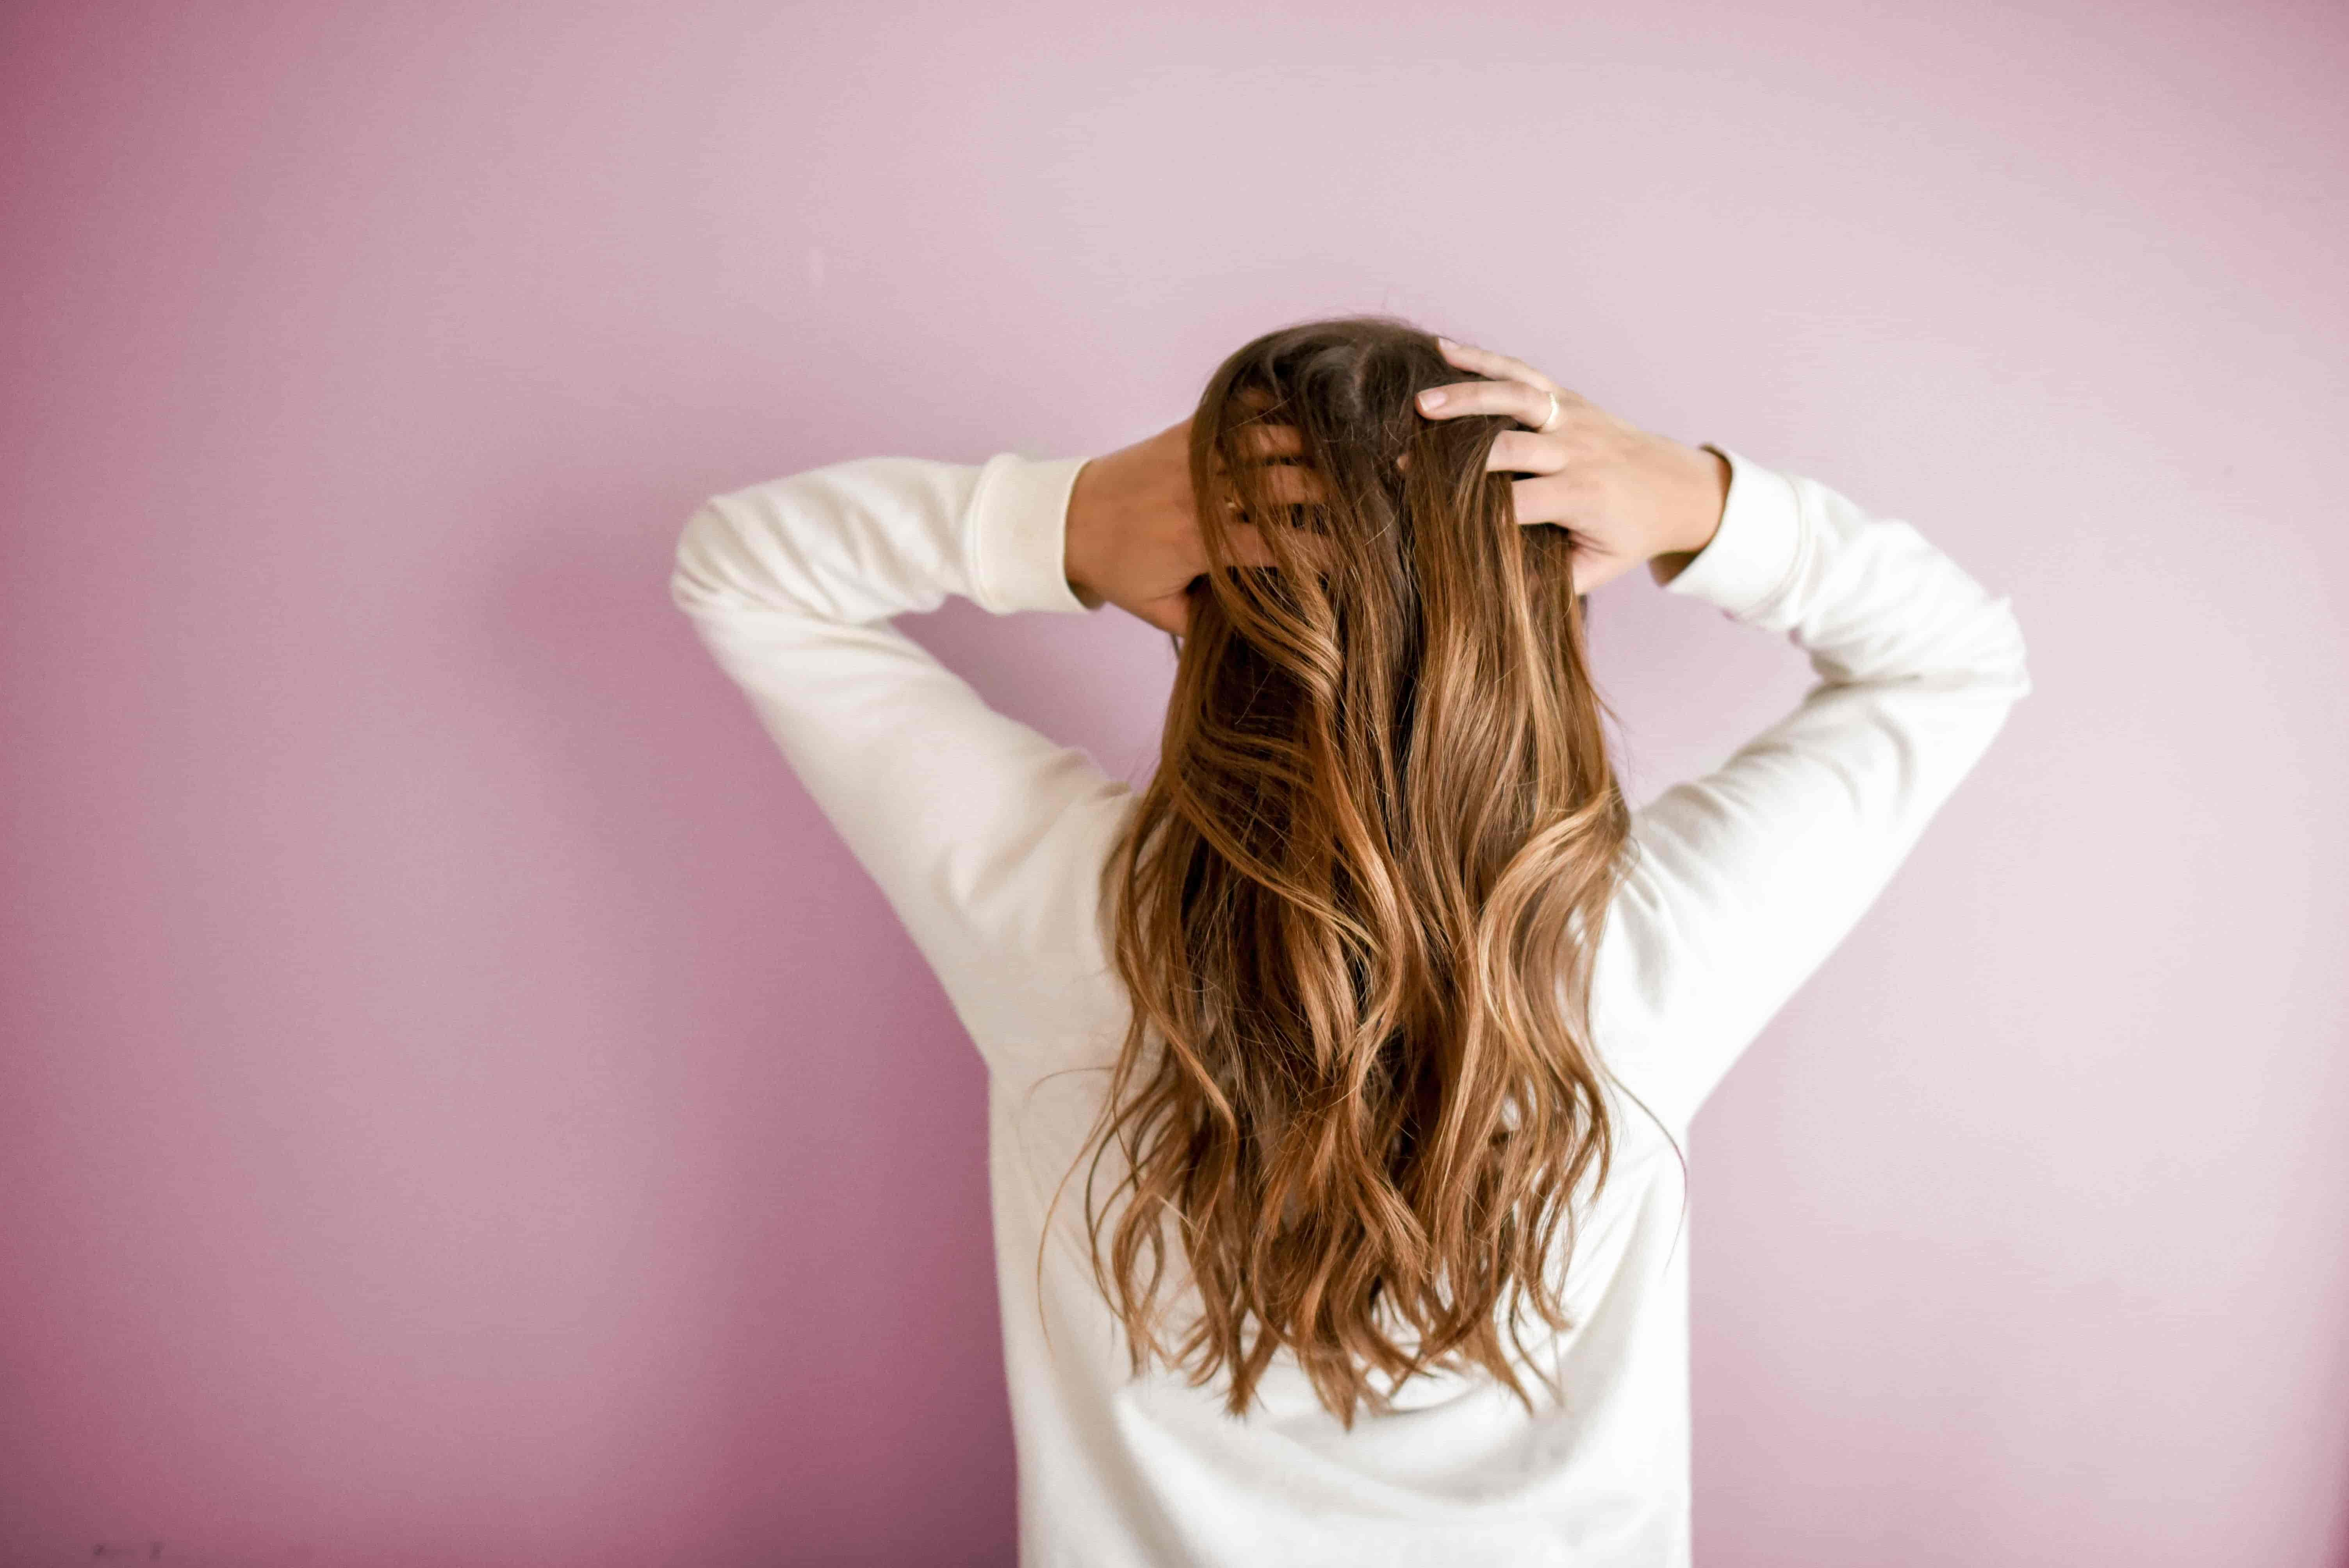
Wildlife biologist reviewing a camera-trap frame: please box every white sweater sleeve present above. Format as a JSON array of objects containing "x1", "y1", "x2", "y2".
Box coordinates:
[
  {"x1": 1593, "y1": 446, "x2": 2033, "y2": 1133},
  {"x1": 668, "y1": 453, "x2": 1137, "y2": 1079}
]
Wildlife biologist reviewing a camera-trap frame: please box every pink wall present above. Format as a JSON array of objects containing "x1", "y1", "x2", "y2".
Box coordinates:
[{"x1": 4, "y1": 2, "x2": 2344, "y2": 1563}]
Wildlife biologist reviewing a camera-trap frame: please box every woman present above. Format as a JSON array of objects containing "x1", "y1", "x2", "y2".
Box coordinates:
[{"x1": 669, "y1": 318, "x2": 2030, "y2": 1565}]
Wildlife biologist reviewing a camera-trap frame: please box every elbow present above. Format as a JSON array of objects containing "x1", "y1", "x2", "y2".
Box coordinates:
[
  {"x1": 1904, "y1": 593, "x2": 2031, "y2": 710},
  {"x1": 1987, "y1": 594, "x2": 2032, "y2": 704},
  {"x1": 668, "y1": 497, "x2": 737, "y2": 620}
]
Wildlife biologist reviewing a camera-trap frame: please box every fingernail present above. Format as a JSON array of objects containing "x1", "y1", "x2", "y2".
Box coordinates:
[
  {"x1": 1436, "y1": 336, "x2": 1456, "y2": 349},
  {"x1": 1419, "y1": 388, "x2": 1446, "y2": 410}
]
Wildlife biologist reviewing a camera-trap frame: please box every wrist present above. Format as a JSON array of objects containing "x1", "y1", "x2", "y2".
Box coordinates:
[
  {"x1": 1672, "y1": 442, "x2": 1729, "y2": 558},
  {"x1": 1646, "y1": 440, "x2": 1729, "y2": 587},
  {"x1": 1063, "y1": 458, "x2": 1108, "y2": 608}
]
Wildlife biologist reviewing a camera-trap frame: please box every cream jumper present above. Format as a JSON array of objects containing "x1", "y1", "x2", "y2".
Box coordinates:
[{"x1": 668, "y1": 440, "x2": 2031, "y2": 1566}]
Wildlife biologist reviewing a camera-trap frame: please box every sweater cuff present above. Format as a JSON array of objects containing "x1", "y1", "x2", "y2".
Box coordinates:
[
  {"x1": 968, "y1": 453, "x2": 1094, "y2": 616},
  {"x1": 1661, "y1": 445, "x2": 1805, "y2": 621}
]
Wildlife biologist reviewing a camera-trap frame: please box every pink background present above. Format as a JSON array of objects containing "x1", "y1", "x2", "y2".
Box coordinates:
[{"x1": 4, "y1": 2, "x2": 2345, "y2": 1564}]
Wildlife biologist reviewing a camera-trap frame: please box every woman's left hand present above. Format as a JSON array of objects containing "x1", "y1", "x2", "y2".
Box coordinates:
[{"x1": 1413, "y1": 337, "x2": 1729, "y2": 595}]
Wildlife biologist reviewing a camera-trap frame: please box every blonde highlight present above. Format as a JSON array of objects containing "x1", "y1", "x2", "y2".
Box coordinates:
[{"x1": 1052, "y1": 316, "x2": 1634, "y2": 1427}]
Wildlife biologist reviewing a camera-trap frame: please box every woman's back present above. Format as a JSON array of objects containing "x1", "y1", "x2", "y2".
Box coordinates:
[{"x1": 1000, "y1": 962, "x2": 1697, "y2": 1564}]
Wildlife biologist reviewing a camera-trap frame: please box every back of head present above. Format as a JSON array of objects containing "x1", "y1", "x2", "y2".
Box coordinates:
[{"x1": 1072, "y1": 315, "x2": 1633, "y2": 1426}]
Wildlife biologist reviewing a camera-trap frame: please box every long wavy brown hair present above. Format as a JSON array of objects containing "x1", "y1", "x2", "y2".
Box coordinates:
[{"x1": 1056, "y1": 316, "x2": 1635, "y2": 1427}]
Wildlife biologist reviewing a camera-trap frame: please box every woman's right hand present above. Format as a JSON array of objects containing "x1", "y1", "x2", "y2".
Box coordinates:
[
  {"x1": 1065, "y1": 418, "x2": 1318, "y2": 636},
  {"x1": 1413, "y1": 337, "x2": 1730, "y2": 595}
]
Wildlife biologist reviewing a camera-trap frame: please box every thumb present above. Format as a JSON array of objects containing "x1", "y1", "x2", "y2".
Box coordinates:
[{"x1": 1134, "y1": 585, "x2": 1194, "y2": 637}]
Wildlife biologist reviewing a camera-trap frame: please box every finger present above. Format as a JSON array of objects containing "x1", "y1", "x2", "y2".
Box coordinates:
[
  {"x1": 1213, "y1": 451, "x2": 1328, "y2": 508},
  {"x1": 1506, "y1": 472, "x2": 1584, "y2": 529},
  {"x1": 1223, "y1": 521, "x2": 1279, "y2": 569},
  {"x1": 1226, "y1": 423, "x2": 1303, "y2": 460},
  {"x1": 1217, "y1": 431, "x2": 1319, "y2": 494},
  {"x1": 1485, "y1": 429, "x2": 1570, "y2": 476},
  {"x1": 1416, "y1": 379, "x2": 1558, "y2": 429},
  {"x1": 1137, "y1": 588, "x2": 1192, "y2": 637},
  {"x1": 1571, "y1": 546, "x2": 1644, "y2": 597},
  {"x1": 1219, "y1": 519, "x2": 1340, "y2": 571},
  {"x1": 1240, "y1": 463, "x2": 1327, "y2": 507},
  {"x1": 1435, "y1": 337, "x2": 1558, "y2": 392}
]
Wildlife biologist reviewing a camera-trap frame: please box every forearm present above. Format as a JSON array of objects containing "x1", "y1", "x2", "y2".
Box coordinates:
[
  {"x1": 671, "y1": 453, "x2": 1093, "y2": 632},
  {"x1": 1598, "y1": 447, "x2": 2031, "y2": 1124}
]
